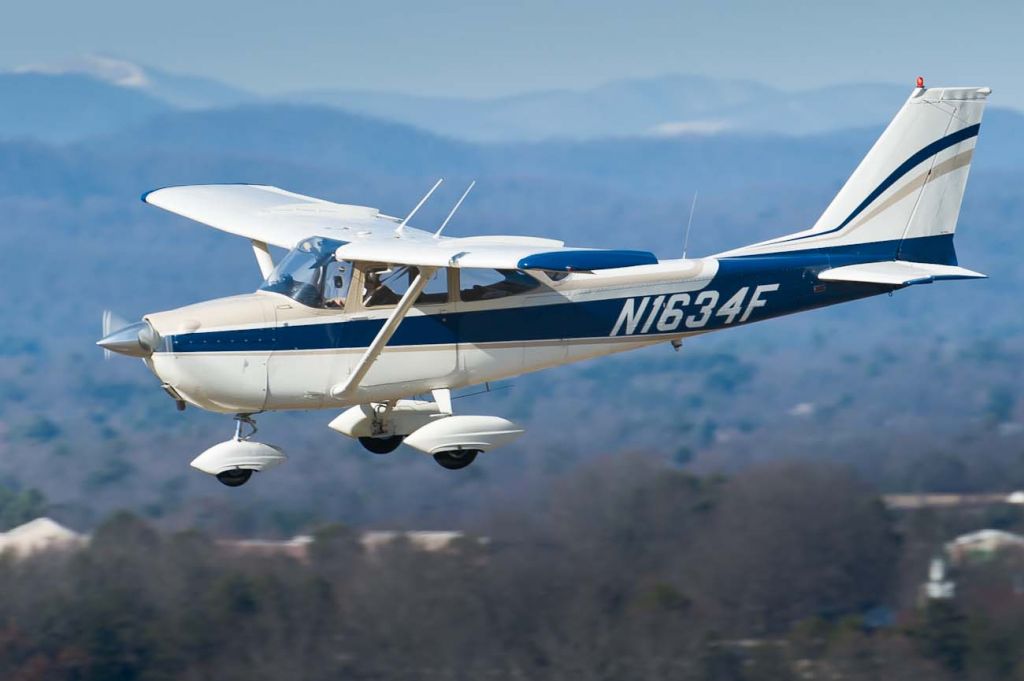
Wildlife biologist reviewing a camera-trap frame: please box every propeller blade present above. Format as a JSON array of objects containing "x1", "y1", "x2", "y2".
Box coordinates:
[{"x1": 102, "y1": 309, "x2": 129, "y2": 337}]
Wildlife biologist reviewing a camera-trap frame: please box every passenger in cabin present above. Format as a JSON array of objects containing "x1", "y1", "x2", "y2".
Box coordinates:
[{"x1": 363, "y1": 270, "x2": 399, "y2": 307}]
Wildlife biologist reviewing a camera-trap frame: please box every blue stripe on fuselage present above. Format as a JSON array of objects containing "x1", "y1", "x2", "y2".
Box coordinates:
[{"x1": 162, "y1": 235, "x2": 951, "y2": 353}]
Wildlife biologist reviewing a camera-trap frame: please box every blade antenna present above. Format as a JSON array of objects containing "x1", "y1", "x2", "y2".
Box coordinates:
[
  {"x1": 434, "y1": 180, "x2": 475, "y2": 239},
  {"x1": 682, "y1": 190, "x2": 698, "y2": 259},
  {"x1": 396, "y1": 178, "x2": 443, "y2": 235}
]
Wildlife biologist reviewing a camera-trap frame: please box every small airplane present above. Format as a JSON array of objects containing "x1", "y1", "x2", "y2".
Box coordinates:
[{"x1": 100, "y1": 81, "x2": 990, "y2": 486}]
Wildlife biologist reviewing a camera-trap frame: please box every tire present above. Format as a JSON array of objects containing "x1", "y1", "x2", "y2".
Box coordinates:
[
  {"x1": 216, "y1": 469, "x2": 253, "y2": 487},
  {"x1": 433, "y1": 449, "x2": 480, "y2": 470},
  {"x1": 359, "y1": 436, "x2": 404, "y2": 455}
]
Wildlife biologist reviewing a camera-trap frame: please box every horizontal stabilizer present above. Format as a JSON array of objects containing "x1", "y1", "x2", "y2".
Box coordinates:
[{"x1": 818, "y1": 261, "x2": 986, "y2": 287}]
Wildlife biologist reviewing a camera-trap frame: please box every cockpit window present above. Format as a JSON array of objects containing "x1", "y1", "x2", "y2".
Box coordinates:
[
  {"x1": 259, "y1": 237, "x2": 349, "y2": 308},
  {"x1": 459, "y1": 269, "x2": 541, "y2": 302}
]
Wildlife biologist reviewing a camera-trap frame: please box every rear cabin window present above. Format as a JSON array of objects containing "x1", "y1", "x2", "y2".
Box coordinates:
[
  {"x1": 362, "y1": 266, "x2": 449, "y2": 307},
  {"x1": 459, "y1": 269, "x2": 540, "y2": 302}
]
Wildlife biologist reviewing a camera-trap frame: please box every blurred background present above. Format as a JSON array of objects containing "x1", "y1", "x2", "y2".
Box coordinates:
[{"x1": 1, "y1": 1, "x2": 1023, "y2": 678}]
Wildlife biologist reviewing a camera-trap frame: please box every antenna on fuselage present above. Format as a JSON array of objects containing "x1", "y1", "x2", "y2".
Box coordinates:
[
  {"x1": 434, "y1": 180, "x2": 476, "y2": 239},
  {"x1": 682, "y1": 190, "x2": 698, "y2": 259},
  {"x1": 396, "y1": 178, "x2": 444, "y2": 235}
]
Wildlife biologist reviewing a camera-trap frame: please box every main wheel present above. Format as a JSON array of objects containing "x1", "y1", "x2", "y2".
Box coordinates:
[
  {"x1": 359, "y1": 435, "x2": 404, "y2": 454},
  {"x1": 433, "y1": 449, "x2": 480, "y2": 470},
  {"x1": 216, "y1": 469, "x2": 253, "y2": 487}
]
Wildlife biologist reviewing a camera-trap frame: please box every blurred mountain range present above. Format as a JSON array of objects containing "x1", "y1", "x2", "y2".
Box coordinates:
[
  {"x1": 10, "y1": 54, "x2": 252, "y2": 109},
  {"x1": 0, "y1": 58, "x2": 1022, "y2": 532},
  {"x1": 290, "y1": 77, "x2": 915, "y2": 141},
  {"x1": 6, "y1": 55, "x2": 1005, "y2": 142}
]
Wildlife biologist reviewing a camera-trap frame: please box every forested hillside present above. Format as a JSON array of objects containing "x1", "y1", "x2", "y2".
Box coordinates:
[{"x1": 0, "y1": 73, "x2": 1022, "y2": 534}]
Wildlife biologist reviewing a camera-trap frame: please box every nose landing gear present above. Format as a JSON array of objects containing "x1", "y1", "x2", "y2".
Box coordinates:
[{"x1": 190, "y1": 414, "x2": 287, "y2": 487}]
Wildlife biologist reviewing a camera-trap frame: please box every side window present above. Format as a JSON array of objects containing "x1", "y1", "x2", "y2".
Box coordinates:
[
  {"x1": 362, "y1": 266, "x2": 404, "y2": 307},
  {"x1": 460, "y1": 269, "x2": 540, "y2": 302},
  {"x1": 323, "y1": 261, "x2": 352, "y2": 309},
  {"x1": 416, "y1": 267, "x2": 448, "y2": 305},
  {"x1": 363, "y1": 266, "x2": 450, "y2": 307}
]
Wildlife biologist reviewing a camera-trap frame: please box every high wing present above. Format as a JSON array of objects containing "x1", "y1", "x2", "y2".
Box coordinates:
[
  {"x1": 143, "y1": 184, "x2": 659, "y2": 272},
  {"x1": 142, "y1": 184, "x2": 406, "y2": 249}
]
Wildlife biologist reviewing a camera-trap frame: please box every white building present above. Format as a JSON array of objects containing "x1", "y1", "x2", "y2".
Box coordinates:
[
  {"x1": 0, "y1": 517, "x2": 87, "y2": 558},
  {"x1": 946, "y1": 529, "x2": 1024, "y2": 564}
]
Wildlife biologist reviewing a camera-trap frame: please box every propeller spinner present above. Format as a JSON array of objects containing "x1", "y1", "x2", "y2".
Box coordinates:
[{"x1": 97, "y1": 310, "x2": 160, "y2": 358}]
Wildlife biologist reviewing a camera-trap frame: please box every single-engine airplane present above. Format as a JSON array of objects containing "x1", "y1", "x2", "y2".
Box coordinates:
[{"x1": 100, "y1": 82, "x2": 990, "y2": 486}]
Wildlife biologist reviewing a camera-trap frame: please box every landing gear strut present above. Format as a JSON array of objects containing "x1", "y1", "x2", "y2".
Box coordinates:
[
  {"x1": 234, "y1": 414, "x2": 258, "y2": 440},
  {"x1": 357, "y1": 402, "x2": 405, "y2": 455}
]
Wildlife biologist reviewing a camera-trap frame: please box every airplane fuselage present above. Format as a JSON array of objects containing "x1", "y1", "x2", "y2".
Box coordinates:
[{"x1": 143, "y1": 249, "x2": 887, "y2": 415}]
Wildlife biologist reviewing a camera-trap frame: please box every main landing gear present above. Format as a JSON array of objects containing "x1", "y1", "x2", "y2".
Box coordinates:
[{"x1": 329, "y1": 397, "x2": 525, "y2": 472}]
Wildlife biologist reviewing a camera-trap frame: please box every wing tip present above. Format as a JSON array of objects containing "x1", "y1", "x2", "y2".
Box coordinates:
[{"x1": 141, "y1": 183, "x2": 270, "y2": 206}]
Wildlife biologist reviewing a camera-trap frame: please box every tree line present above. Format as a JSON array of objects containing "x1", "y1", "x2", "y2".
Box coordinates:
[{"x1": 0, "y1": 456, "x2": 1021, "y2": 680}]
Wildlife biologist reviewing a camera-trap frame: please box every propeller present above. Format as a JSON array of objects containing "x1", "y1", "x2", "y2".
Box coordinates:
[
  {"x1": 97, "y1": 310, "x2": 160, "y2": 358},
  {"x1": 100, "y1": 310, "x2": 128, "y2": 359}
]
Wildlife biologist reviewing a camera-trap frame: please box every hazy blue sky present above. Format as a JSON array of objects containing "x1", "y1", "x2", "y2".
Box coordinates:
[{"x1": 2, "y1": 0, "x2": 1021, "y2": 104}]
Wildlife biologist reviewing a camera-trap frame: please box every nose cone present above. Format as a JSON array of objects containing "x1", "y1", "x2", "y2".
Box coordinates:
[{"x1": 97, "y1": 321, "x2": 161, "y2": 358}]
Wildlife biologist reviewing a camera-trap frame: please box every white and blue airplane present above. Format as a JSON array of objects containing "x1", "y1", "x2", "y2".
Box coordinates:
[{"x1": 100, "y1": 82, "x2": 990, "y2": 486}]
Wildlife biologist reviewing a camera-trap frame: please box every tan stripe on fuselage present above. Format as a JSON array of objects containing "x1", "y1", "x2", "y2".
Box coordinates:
[{"x1": 840, "y1": 148, "x2": 974, "y2": 236}]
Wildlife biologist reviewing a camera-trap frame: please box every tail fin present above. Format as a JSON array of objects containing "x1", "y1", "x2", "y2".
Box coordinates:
[{"x1": 720, "y1": 84, "x2": 990, "y2": 263}]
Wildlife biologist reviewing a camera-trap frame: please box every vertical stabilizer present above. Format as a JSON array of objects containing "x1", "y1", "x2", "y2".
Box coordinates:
[{"x1": 720, "y1": 85, "x2": 990, "y2": 262}]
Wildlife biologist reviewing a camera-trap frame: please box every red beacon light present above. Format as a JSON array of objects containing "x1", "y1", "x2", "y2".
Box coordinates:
[{"x1": 916, "y1": 76, "x2": 925, "y2": 88}]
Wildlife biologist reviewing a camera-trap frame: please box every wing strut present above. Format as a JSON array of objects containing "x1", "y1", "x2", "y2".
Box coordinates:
[
  {"x1": 330, "y1": 267, "x2": 437, "y2": 399},
  {"x1": 251, "y1": 240, "x2": 275, "y2": 279}
]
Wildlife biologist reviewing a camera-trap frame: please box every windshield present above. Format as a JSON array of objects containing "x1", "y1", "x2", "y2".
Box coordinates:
[{"x1": 259, "y1": 237, "x2": 349, "y2": 308}]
